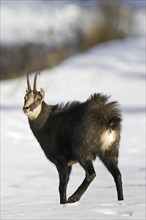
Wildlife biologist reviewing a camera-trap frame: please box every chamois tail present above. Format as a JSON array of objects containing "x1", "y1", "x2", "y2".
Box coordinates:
[{"x1": 108, "y1": 116, "x2": 121, "y2": 130}]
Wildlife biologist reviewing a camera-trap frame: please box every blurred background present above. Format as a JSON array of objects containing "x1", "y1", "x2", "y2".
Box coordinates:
[
  {"x1": 1, "y1": 0, "x2": 145, "y2": 80},
  {"x1": 1, "y1": 1, "x2": 145, "y2": 219}
]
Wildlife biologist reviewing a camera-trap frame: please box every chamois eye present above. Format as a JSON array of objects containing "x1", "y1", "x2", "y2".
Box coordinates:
[
  {"x1": 36, "y1": 96, "x2": 41, "y2": 102},
  {"x1": 24, "y1": 96, "x2": 28, "y2": 101}
]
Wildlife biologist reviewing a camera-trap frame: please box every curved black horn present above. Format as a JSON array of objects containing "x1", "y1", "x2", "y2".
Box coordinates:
[
  {"x1": 33, "y1": 72, "x2": 40, "y2": 91},
  {"x1": 27, "y1": 72, "x2": 31, "y2": 91}
]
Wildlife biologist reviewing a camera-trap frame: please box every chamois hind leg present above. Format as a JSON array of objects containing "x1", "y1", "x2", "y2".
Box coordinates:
[
  {"x1": 56, "y1": 162, "x2": 72, "y2": 204},
  {"x1": 68, "y1": 160, "x2": 96, "y2": 203},
  {"x1": 100, "y1": 151, "x2": 124, "y2": 201}
]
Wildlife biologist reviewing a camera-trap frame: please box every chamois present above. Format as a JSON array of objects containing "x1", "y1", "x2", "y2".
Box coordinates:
[{"x1": 23, "y1": 72, "x2": 124, "y2": 204}]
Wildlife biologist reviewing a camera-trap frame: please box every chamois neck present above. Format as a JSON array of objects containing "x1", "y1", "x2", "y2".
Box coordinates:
[{"x1": 28, "y1": 101, "x2": 52, "y2": 130}]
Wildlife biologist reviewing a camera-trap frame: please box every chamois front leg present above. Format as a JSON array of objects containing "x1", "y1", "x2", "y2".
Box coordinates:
[
  {"x1": 68, "y1": 160, "x2": 96, "y2": 203},
  {"x1": 56, "y1": 163, "x2": 72, "y2": 204}
]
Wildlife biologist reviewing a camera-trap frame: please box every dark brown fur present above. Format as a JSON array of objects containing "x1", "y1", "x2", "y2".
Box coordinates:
[{"x1": 24, "y1": 91, "x2": 124, "y2": 204}]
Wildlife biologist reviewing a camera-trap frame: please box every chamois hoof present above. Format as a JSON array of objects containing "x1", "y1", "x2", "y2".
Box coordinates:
[{"x1": 68, "y1": 195, "x2": 79, "y2": 203}]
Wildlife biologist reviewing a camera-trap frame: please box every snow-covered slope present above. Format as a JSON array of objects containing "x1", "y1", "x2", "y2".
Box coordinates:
[
  {"x1": 1, "y1": 1, "x2": 97, "y2": 45},
  {"x1": 1, "y1": 36, "x2": 145, "y2": 219},
  {"x1": 1, "y1": 1, "x2": 145, "y2": 45}
]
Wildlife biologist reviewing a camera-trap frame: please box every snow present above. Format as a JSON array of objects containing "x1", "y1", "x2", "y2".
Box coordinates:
[
  {"x1": 1, "y1": 36, "x2": 145, "y2": 219},
  {"x1": 1, "y1": 1, "x2": 97, "y2": 45},
  {"x1": 1, "y1": 1, "x2": 145, "y2": 45}
]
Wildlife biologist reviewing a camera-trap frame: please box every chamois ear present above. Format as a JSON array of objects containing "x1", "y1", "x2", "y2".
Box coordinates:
[{"x1": 40, "y1": 88, "x2": 45, "y2": 98}]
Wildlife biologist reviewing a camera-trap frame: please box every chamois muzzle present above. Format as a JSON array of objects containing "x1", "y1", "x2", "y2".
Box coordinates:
[{"x1": 23, "y1": 106, "x2": 30, "y2": 113}]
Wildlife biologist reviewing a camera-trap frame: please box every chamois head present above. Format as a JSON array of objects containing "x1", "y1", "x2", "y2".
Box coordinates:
[{"x1": 23, "y1": 72, "x2": 45, "y2": 120}]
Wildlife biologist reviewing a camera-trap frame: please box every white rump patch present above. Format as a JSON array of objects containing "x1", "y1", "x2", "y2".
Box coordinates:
[{"x1": 100, "y1": 129, "x2": 117, "y2": 151}]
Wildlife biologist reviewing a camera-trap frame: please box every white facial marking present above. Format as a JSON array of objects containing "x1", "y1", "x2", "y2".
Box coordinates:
[
  {"x1": 24, "y1": 91, "x2": 43, "y2": 120},
  {"x1": 25, "y1": 104, "x2": 42, "y2": 120},
  {"x1": 100, "y1": 129, "x2": 116, "y2": 151},
  {"x1": 25, "y1": 92, "x2": 34, "y2": 107}
]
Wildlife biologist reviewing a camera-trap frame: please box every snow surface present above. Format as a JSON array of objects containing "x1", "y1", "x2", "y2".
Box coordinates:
[
  {"x1": 1, "y1": 1, "x2": 145, "y2": 45},
  {"x1": 1, "y1": 1, "x2": 97, "y2": 45},
  {"x1": 1, "y1": 36, "x2": 145, "y2": 219}
]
